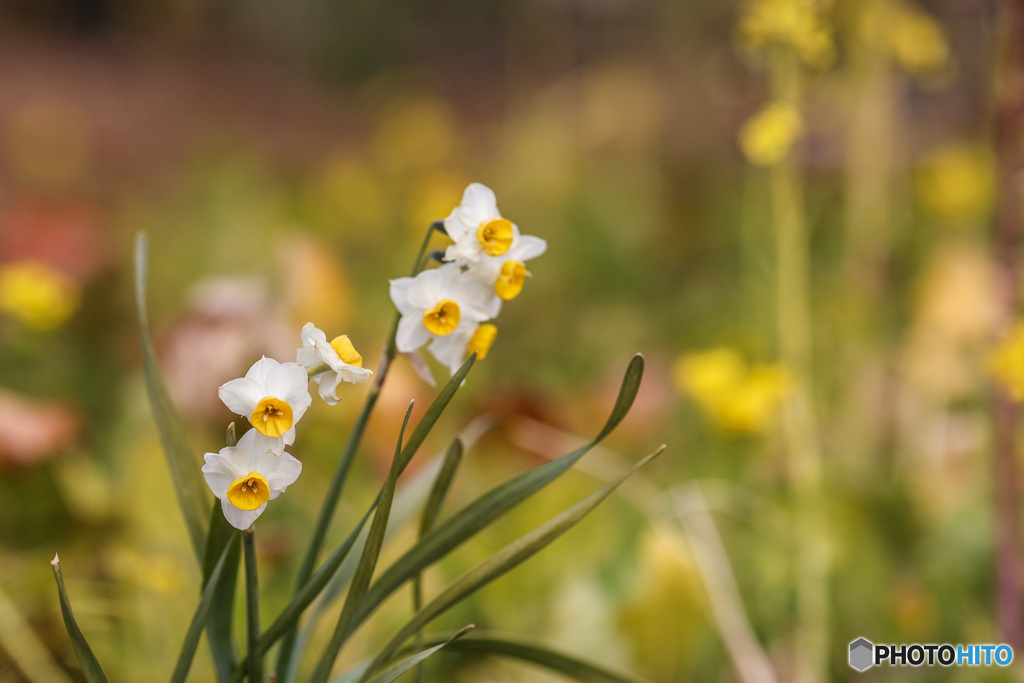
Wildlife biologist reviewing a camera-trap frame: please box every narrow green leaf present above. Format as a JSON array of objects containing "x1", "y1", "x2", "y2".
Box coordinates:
[
  {"x1": 134, "y1": 232, "x2": 210, "y2": 561},
  {"x1": 312, "y1": 402, "x2": 416, "y2": 683},
  {"x1": 415, "y1": 631, "x2": 652, "y2": 683},
  {"x1": 351, "y1": 355, "x2": 645, "y2": 632},
  {"x1": 203, "y1": 502, "x2": 240, "y2": 682},
  {"x1": 50, "y1": 555, "x2": 109, "y2": 683},
  {"x1": 171, "y1": 542, "x2": 233, "y2": 683},
  {"x1": 419, "y1": 438, "x2": 463, "y2": 539},
  {"x1": 273, "y1": 352, "x2": 477, "y2": 681},
  {"x1": 358, "y1": 445, "x2": 666, "y2": 682},
  {"x1": 413, "y1": 438, "x2": 463, "y2": 683},
  {"x1": 364, "y1": 625, "x2": 473, "y2": 683}
]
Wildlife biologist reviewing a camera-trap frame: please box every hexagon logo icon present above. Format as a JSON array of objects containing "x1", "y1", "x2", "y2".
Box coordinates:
[{"x1": 849, "y1": 637, "x2": 874, "y2": 671}]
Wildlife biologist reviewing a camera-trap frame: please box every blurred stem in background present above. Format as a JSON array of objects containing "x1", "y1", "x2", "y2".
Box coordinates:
[
  {"x1": 768, "y1": 47, "x2": 829, "y2": 683},
  {"x1": 991, "y1": 0, "x2": 1024, "y2": 653}
]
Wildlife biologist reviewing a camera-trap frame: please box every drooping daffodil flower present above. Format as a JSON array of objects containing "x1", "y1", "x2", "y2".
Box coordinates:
[
  {"x1": 296, "y1": 322, "x2": 373, "y2": 405},
  {"x1": 218, "y1": 357, "x2": 312, "y2": 455},
  {"x1": 443, "y1": 183, "x2": 523, "y2": 264},
  {"x1": 390, "y1": 263, "x2": 497, "y2": 354},
  {"x1": 202, "y1": 428, "x2": 302, "y2": 530},
  {"x1": 428, "y1": 321, "x2": 498, "y2": 375}
]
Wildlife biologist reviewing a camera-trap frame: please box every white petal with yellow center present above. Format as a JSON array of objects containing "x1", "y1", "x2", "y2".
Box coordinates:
[
  {"x1": 443, "y1": 183, "x2": 522, "y2": 264},
  {"x1": 202, "y1": 429, "x2": 302, "y2": 530},
  {"x1": 219, "y1": 357, "x2": 312, "y2": 454},
  {"x1": 297, "y1": 323, "x2": 373, "y2": 405},
  {"x1": 390, "y1": 264, "x2": 493, "y2": 354}
]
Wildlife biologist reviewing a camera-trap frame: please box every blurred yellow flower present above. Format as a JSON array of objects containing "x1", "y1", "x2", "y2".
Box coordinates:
[
  {"x1": 738, "y1": 103, "x2": 803, "y2": 167},
  {"x1": 737, "y1": 0, "x2": 835, "y2": 68},
  {"x1": 0, "y1": 260, "x2": 79, "y2": 330},
  {"x1": 916, "y1": 143, "x2": 994, "y2": 224},
  {"x1": 887, "y1": 1, "x2": 949, "y2": 76},
  {"x1": 991, "y1": 323, "x2": 1024, "y2": 401},
  {"x1": 673, "y1": 348, "x2": 792, "y2": 434}
]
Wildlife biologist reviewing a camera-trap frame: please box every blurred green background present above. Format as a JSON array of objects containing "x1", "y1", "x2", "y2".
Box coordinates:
[{"x1": 0, "y1": 0, "x2": 1013, "y2": 681}]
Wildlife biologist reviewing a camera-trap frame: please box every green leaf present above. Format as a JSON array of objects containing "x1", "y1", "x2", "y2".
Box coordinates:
[
  {"x1": 171, "y1": 541, "x2": 233, "y2": 683},
  {"x1": 412, "y1": 438, "x2": 463, "y2": 682},
  {"x1": 203, "y1": 503, "x2": 240, "y2": 682},
  {"x1": 351, "y1": 355, "x2": 645, "y2": 632},
  {"x1": 363, "y1": 625, "x2": 473, "y2": 683},
  {"x1": 50, "y1": 555, "x2": 109, "y2": 683},
  {"x1": 357, "y1": 444, "x2": 665, "y2": 682},
  {"x1": 416, "y1": 631, "x2": 653, "y2": 683},
  {"x1": 311, "y1": 402, "x2": 416, "y2": 683},
  {"x1": 134, "y1": 232, "x2": 210, "y2": 561},
  {"x1": 419, "y1": 438, "x2": 463, "y2": 539},
  {"x1": 269, "y1": 352, "x2": 478, "y2": 679}
]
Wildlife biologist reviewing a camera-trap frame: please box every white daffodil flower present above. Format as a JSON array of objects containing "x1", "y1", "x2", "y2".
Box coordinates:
[
  {"x1": 218, "y1": 357, "x2": 312, "y2": 455},
  {"x1": 429, "y1": 321, "x2": 498, "y2": 375},
  {"x1": 465, "y1": 235, "x2": 547, "y2": 302},
  {"x1": 443, "y1": 183, "x2": 522, "y2": 264},
  {"x1": 296, "y1": 322, "x2": 373, "y2": 405},
  {"x1": 390, "y1": 263, "x2": 497, "y2": 354},
  {"x1": 202, "y1": 428, "x2": 302, "y2": 530}
]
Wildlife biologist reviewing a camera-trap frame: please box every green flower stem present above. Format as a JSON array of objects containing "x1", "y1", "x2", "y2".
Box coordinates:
[
  {"x1": 275, "y1": 222, "x2": 439, "y2": 682},
  {"x1": 243, "y1": 529, "x2": 261, "y2": 683},
  {"x1": 769, "y1": 49, "x2": 828, "y2": 683}
]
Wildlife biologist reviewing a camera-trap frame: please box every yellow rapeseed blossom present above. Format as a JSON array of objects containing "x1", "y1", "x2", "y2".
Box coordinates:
[
  {"x1": 887, "y1": 1, "x2": 949, "y2": 76},
  {"x1": 0, "y1": 260, "x2": 79, "y2": 330},
  {"x1": 739, "y1": 103, "x2": 803, "y2": 167},
  {"x1": 991, "y1": 323, "x2": 1024, "y2": 401},
  {"x1": 737, "y1": 0, "x2": 835, "y2": 68},
  {"x1": 915, "y1": 143, "x2": 994, "y2": 224},
  {"x1": 673, "y1": 348, "x2": 792, "y2": 434}
]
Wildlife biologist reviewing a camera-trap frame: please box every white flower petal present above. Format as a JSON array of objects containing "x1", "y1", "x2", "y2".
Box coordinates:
[
  {"x1": 221, "y1": 498, "x2": 265, "y2": 530},
  {"x1": 396, "y1": 314, "x2": 432, "y2": 353},
  {"x1": 442, "y1": 207, "x2": 470, "y2": 241},
  {"x1": 460, "y1": 183, "x2": 500, "y2": 225},
  {"x1": 219, "y1": 378, "x2": 263, "y2": 416},
  {"x1": 254, "y1": 450, "x2": 302, "y2": 496},
  {"x1": 315, "y1": 371, "x2": 341, "y2": 405},
  {"x1": 511, "y1": 235, "x2": 547, "y2": 261},
  {"x1": 202, "y1": 449, "x2": 246, "y2": 499},
  {"x1": 297, "y1": 345, "x2": 322, "y2": 370},
  {"x1": 245, "y1": 356, "x2": 278, "y2": 386},
  {"x1": 300, "y1": 322, "x2": 327, "y2": 347},
  {"x1": 389, "y1": 278, "x2": 418, "y2": 315},
  {"x1": 266, "y1": 362, "x2": 311, "y2": 408},
  {"x1": 338, "y1": 365, "x2": 373, "y2": 383},
  {"x1": 255, "y1": 431, "x2": 287, "y2": 456}
]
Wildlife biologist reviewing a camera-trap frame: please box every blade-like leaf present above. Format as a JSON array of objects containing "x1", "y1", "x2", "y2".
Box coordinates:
[
  {"x1": 419, "y1": 438, "x2": 463, "y2": 539},
  {"x1": 272, "y1": 353, "x2": 478, "y2": 681},
  {"x1": 364, "y1": 625, "x2": 473, "y2": 683},
  {"x1": 203, "y1": 503, "x2": 240, "y2": 682},
  {"x1": 415, "y1": 631, "x2": 653, "y2": 683},
  {"x1": 413, "y1": 438, "x2": 463, "y2": 682},
  {"x1": 311, "y1": 402, "x2": 416, "y2": 683},
  {"x1": 358, "y1": 444, "x2": 666, "y2": 682},
  {"x1": 352, "y1": 355, "x2": 645, "y2": 632},
  {"x1": 50, "y1": 555, "x2": 109, "y2": 683},
  {"x1": 134, "y1": 232, "x2": 209, "y2": 561},
  {"x1": 171, "y1": 541, "x2": 234, "y2": 683}
]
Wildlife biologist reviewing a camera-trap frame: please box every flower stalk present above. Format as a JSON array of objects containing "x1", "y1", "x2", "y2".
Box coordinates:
[{"x1": 243, "y1": 528, "x2": 262, "y2": 683}]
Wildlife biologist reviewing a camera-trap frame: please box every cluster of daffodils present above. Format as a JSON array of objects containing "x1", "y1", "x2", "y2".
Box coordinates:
[
  {"x1": 202, "y1": 324, "x2": 372, "y2": 529},
  {"x1": 389, "y1": 183, "x2": 546, "y2": 375}
]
